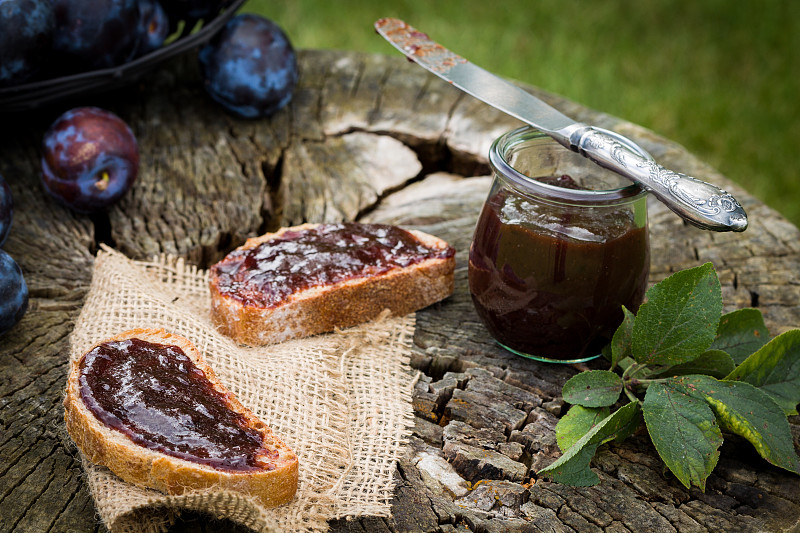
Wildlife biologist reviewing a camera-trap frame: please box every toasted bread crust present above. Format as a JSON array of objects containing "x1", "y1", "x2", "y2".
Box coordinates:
[
  {"x1": 209, "y1": 224, "x2": 455, "y2": 346},
  {"x1": 64, "y1": 328, "x2": 299, "y2": 508}
]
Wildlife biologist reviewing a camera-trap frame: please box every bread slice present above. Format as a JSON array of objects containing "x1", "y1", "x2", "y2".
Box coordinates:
[
  {"x1": 209, "y1": 222, "x2": 456, "y2": 346},
  {"x1": 64, "y1": 328, "x2": 298, "y2": 508}
]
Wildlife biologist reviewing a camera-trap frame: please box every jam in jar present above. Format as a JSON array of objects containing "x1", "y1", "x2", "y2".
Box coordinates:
[{"x1": 468, "y1": 127, "x2": 650, "y2": 363}]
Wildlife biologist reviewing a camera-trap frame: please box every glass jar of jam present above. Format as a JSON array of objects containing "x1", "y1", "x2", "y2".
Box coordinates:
[{"x1": 468, "y1": 126, "x2": 650, "y2": 363}]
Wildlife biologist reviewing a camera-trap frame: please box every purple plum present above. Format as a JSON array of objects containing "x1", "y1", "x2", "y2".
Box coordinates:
[
  {"x1": 135, "y1": 0, "x2": 170, "y2": 56},
  {"x1": 198, "y1": 14, "x2": 297, "y2": 119},
  {"x1": 0, "y1": 0, "x2": 55, "y2": 86},
  {"x1": 41, "y1": 107, "x2": 139, "y2": 213},
  {"x1": 52, "y1": 0, "x2": 140, "y2": 69},
  {"x1": 0, "y1": 248, "x2": 27, "y2": 335}
]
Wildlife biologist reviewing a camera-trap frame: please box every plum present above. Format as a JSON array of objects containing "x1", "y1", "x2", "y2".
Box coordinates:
[
  {"x1": 0, "y1": 174, "x2": 11, "y2": 246},
  {"x1": 198, "y1": 14, "x2": 297, "y2": 119},
  {"x1": 135, "y1": 0, "x2": 170, "y2": 56},
  {"x1": 52, "y1": 0, "x2": 140, "y2": 69},
  {"x1": 41, "y1": 107, "x2": 139, "y2": 213},
  {"x1": 0, "y1": 249, "x2": 28, "y2": 335},
  {"x1": 0, "y1": 0, "x2": 55, "y2": 86}
]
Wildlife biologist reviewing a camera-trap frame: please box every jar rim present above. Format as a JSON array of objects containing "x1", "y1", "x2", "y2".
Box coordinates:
[{"x1": 489, "y1": 126, "x2": 650, "y2": 205}]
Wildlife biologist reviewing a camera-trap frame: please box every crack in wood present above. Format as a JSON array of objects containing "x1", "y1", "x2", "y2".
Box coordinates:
[
  {"x1": 366, "y1": 64, "x2": 393, "y2": 127},
  {"x1": 411, "y1": 75, "x2": 435, "y2": 115},
  {"x1": 348, "y1": 57, "x2": 367, "y2": 102},
  {"x1": 12, "y1": 454, "x2": 61, "y2": 531},
  {"x1": 0, "y1": 438, "x2": 60, "y2": 503},
  {"x1": 750, "y1": 290, "x2": 760, "y2": 307},
  {"x1": 1, "y1": 397, "x2": 64, "y2": 454},
  {"x1": 89, "y1": 211, "x2": 114, "y2": 252},
  {"x1": 44, "y1": 482, "x2": 85, "y2": 533},
  {"x1": 1, "y1": 356, "x2": 69, "y2": 415}
]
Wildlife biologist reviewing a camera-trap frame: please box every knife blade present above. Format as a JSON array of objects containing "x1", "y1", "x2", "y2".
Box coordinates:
[{"x1": 375, "y1": 17, "x2": 748, "y2": 232}]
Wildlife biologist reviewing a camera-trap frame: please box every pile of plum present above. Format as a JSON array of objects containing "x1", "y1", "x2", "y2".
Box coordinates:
[
  {"x1": 0, "y1": 0, "x2": 298, "y2": 119},
  {"x1": 1, "y1": 0, "x2": 182, "y2": 85},
  {"x1": 0, "y1": 0, "x2": 299, "y2": 336}
]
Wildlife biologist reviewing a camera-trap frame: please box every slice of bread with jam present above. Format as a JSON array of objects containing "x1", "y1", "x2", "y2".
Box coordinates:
[
  {"x1": 209, "y1": 222, "x2": 456, "y2": 346},
  {"x1": 64, "y1": 328, "x2": 298, "y2": 508}
]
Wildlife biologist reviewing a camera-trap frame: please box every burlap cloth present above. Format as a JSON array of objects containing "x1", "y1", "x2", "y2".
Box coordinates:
[{"x1": 67, "y1": 246, "x2": 418, "y2": 533}]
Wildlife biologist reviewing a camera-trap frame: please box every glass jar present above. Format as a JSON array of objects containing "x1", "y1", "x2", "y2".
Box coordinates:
[{"x1": 468, "y1": 126, "x2": 650, "y2": 363}]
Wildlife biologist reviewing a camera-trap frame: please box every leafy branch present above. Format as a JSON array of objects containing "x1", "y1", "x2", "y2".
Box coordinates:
[{"x1": 538, "y1": 263, "x2": 800, "y2": 490}]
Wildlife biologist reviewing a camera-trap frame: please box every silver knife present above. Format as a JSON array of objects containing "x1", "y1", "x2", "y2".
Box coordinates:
[{"x1": 375, "y1": 18, "x2": 747, "y2": 232}]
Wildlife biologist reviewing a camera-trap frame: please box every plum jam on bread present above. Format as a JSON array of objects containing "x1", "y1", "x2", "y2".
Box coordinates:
[
  {"x1": 209, "y1": 223, "x2": 455, "y2": 346},
  {"x1": 65, "y1": 329, "x2": 298, "y2": 508}
]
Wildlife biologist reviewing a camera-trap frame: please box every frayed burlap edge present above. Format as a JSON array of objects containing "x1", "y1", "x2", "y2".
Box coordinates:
[{"x1": 67, "y1": 246, "x2": 417, "y2": 533}]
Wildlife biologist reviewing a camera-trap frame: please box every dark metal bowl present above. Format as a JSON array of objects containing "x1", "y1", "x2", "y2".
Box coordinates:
[{"x1": 0, "y1": 0, "x2": 246, "y2": 113}]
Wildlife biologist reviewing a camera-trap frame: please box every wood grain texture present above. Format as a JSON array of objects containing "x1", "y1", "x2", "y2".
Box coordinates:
[{"x1": 0, "y1": 49, "x2": 797, "y2": 533}]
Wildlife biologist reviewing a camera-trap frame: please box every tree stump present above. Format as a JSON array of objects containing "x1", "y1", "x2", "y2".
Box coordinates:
[{"x1": 1, "y1": 49, "x2": 798, "y2": 533}]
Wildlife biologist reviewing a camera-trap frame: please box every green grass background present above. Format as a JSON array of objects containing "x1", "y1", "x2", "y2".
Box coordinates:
[{"x1": 244, "y1": 0, "x2": 799, "y2": 226}]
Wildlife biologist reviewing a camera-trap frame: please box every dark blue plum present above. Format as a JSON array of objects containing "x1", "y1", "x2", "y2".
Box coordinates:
[
  {"x1": 41, "y1": 107, "x2": 139, "y2": 214},
  {"x1": 52, "y1": 0, "x2": 140, "y2": 69},
  {"x1": 0, "y1": 249, "x2": 28, "y2": 335},
  {"x1": 0, "y1": 174, "x2": 11, "y2": 247},
  {"x1": 198, "y1": 14, "x2": 297, "y2": 119},
  {"x1": 0, "y1": 0, "x2": 55, "y2": 86},
  {"x1": 135, "y1": 0, "x2": 170, "y2": 56}
]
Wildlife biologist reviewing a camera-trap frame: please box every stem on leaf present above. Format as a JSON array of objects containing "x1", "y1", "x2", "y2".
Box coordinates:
[
  {"x1": 621, "y1": 363, "x2": 661, "y2": 401},
  {"x1": 623, "y1": 382, "x2": 640, "y2": 404}
]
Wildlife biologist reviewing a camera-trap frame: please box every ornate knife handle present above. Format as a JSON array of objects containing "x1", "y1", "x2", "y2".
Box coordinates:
[{"x1": 557, "y1": 125, "x2": 748, "y2": 232}]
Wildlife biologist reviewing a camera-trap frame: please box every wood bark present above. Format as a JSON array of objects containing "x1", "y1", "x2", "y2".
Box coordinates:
[{"x1": 1, "y1": 49, "x2": 798, "y2": 533}]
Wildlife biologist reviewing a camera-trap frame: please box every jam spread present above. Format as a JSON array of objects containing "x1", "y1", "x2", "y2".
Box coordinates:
[
  {"x1": 211, "y1": 223, "x2": 455, "y2": 308},
  {"x1": 468, "y1": 177, "x2": 649, "y2": 360},
  {"x1": 79, "y1": 338, "x2": 275, "y2": 471}
]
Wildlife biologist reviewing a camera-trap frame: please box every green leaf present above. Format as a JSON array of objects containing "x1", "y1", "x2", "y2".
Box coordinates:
[
  {"x1": 616, "y1": 356, "x2": 636, "y2": 374},
  {"x1": 562, "y1": 370, "x2": 623, "y2": 408},
  {"x1": 601, "y1": 342, "x2": 613, "y2": 363},
  {"x1": 683, "y1": 375, "x2": 800, "y2": 475},
  {"x1": 642, "y1": 379, "x2": 722, "y2": 490},
  {"x1": 653, "y1": 349, "x2": 736, "y2": 379},
  {"x1": 608, "y1": 403, "x2": 643, "y2": 445},
  {"x1": 725, "y1": 329, "x2": 800, "y2": 415},
  {"x1": 556, "y1": 405, "x2": 611, "y2": 452},
  {"x1": 539, "y1": 402, "x2": 641, "y2": 486},
  {"x1": 632, "y1": 263, "x2": 722, "y2": 366},
  {"x1": 711, "y1": 308, "x2": 770, "y2": 364},
  {"x1": 611, "y1": 306, "x2": 635, "y2": 370}
]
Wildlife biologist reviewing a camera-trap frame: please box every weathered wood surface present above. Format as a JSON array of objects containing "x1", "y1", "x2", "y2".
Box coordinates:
[{"x1": 1, "y1": 49, "x2": 799, "y2": 533}]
